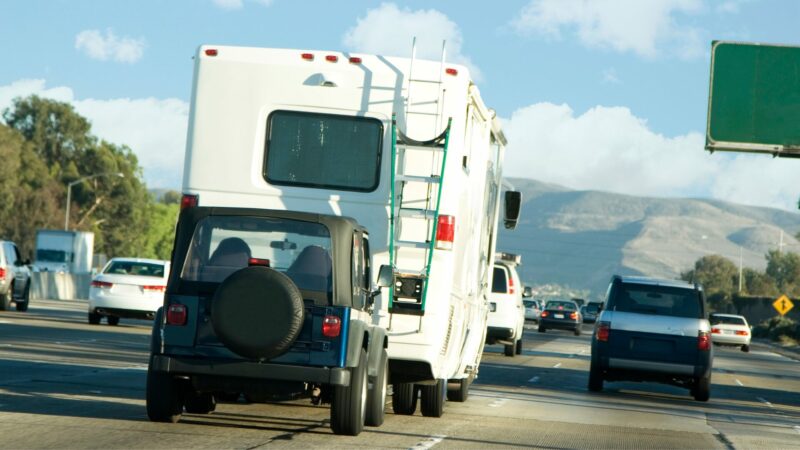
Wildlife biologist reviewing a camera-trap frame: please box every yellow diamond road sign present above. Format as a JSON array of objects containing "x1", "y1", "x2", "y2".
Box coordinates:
[{"x1": 773, "y1": 295, "x2": 794, "y2": 316}]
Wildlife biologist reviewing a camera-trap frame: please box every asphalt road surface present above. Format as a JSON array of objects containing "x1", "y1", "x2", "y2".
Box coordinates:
[{"x1": 1, "y1": 300, "x2": 799, "y2": 449}]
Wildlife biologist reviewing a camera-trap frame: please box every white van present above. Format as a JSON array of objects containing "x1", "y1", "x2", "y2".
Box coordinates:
[
  {"x1": 486, "y1": 254, "x2": 525, "y2": 356},
  {"x1": 181, "y1": 45, "x2": 520, "y2": 417}
]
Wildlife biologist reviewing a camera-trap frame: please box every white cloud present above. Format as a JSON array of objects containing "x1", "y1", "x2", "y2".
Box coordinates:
[
  {"x1": 0, "y1": 79, "x2": 187, "y2": 188},
  {"x1": 212, "y1": 0, "x2": 273, "y2": 10},
  {"x1": 601, "y1": 67, "x2": 621, "y2": 84},
  {"x1": 511, "y1": 0, "x2": 705, "y2": 59},
  {"x1": 343, "y1": 3, "x2": 481, "y2": 80},
  {"x1": 503, "y1": 102, "x2": 800, "y2": 211},
  {"x1": 75, "y1": 29, "x2": 145, "y2": 64}
]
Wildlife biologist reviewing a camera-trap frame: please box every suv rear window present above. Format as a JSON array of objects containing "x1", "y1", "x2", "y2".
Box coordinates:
[
  {"x1": 265, "y1": 110, "x2": 383, "y2": 192},
  {"x1": 491, "y1": 266, "x2": 508, "y2": 293},
  {"x1": 710, "y1": 315, "x2": 746, "y2": 326},
  {"x1": 610, "y1": 283, "x2": 703, "y2": 318},
  {"x1": 181, "y1": 216, "x2": 333, "y2": 294}
]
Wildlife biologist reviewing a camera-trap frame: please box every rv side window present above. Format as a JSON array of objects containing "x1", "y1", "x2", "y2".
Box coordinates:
[
  {"x1": 265, "y1": 110, "x2": 383, "y2": 192},
  {"x1": 491, "y1": 266, "x2": 508, "y2": 293}
]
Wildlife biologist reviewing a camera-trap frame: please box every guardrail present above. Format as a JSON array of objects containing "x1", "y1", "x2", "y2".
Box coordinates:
[{"x1": 30, "y1": 272, "x2": 91, "y2": 300}]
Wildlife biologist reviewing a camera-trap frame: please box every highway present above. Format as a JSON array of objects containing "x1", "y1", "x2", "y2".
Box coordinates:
[{"x1": 1, "y1": 300, "x2": 799, "y2": 449}]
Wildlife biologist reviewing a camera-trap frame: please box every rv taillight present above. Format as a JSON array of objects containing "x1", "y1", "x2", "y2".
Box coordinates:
[
  {"x1": 205, "y1": 49, "x2": 218, "y2": 57},
  {"x1": 325, "y1": 55, "x2": 338, "y2": 62},
  {"x1": 508, "y1": 274, "x2": 515, "y2": 294},
  {"x1": 445, "y1": 68, "x2": 458, "y2": 76},
  {"x1": 322, "y1": 315, "x2": 341, "y2": 338},
  {"x1": 301, "y1": 53, "x2": 314, "y2": 61},
  {"x1": 166, "y1": 303, "x2": 187, "y2": 326},
  {"x1": 248, "y1": 258, "x2": 271, "y2": 267},
  {"x1": 180, "y1": 194, "x2": 198, "y2": 210},
  {"x1": 91, "y1": 280, "x2": 113, "y2": 289},
  {"x1": 349, "y1": 57, "x2": 362, "y2": 64},
  {"x1": 435, "y1": 215, "x2": 455, "y2": 250}
]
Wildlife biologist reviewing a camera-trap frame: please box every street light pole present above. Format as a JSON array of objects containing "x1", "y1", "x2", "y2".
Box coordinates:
[{"x1": 64, "y1": 172, "x2": 125, "y2": 231}]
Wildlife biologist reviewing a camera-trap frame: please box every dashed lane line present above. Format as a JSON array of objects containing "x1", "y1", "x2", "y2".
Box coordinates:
[
  {"x1": 735, "y1": 379, "x2": 744, "y2": 386},
  {"x1": 488, "y1": 398, "x2": 508, "y2": 408},
  {"x1": 553, "y1": 363, "x2": 562, "y2": 368},
  {"x1": 528, "y1": 376, "x2": 540, "y2": 383},
  {"x1": 793, "y1": 426, "x2": 800, "y2": 434},
  {"x1": 409, "y1": 434, "x2": 446, "y2": 450},
  {"x1": 756, "y1": 397, "x2": 773, "y2": 408}
]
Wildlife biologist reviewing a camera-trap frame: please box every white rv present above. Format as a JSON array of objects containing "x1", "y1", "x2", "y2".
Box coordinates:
[{"x1": 181, "y1": 45, "x2": 520, "y2": 417}]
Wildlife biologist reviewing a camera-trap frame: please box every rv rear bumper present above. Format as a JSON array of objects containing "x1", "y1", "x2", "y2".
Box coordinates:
[{"x1": 150, "y1": 355, "x2": 351, "y2": 386}]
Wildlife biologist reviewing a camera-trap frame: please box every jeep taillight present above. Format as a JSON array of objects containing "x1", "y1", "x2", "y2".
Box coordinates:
[
  {"x1": 596, "y1": 322, "x2": 610, "y2": 342},
  {"x1": 698, "y1": 331, "x2": 711, "y2": 351},
  {"x1": 322, "y1": 315, "x2": 341, "y2": 338},
  {"x1": 180, "y1": 194, "x2": 198, "y2": 210},
  {"x1": 166, "y1": 304, "x2": 187, "y2": 326},
  {"x1": 435, "y1": 215, "x2": 455, "y2": 250}
]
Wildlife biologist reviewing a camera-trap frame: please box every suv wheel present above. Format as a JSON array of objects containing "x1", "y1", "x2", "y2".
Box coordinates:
[
  {"x1": 392, "y1": 382, "x2": 418, "y2": 415},
  {"x1": 146, "y1": 361, "x2": 183, "y2": 423},
  {"x1": 515, "y1": 338, "x2": 523, "y2": 355},
  {"x1": 88, "y1": 312, "x2": 102, "y2": 325},
  {"x1": 447, "y1": 377, "x2": 471, "y2": 402},
  {"x1": 504, "y1": 342, "x2": 515, "y2": 357},
  {"x1": 14, "y1": 283, "x2": 30, "y2": 312},
  {"x1": 588, "y1": 361, "x2": 603, "y2": 392},
  {"x1": 692, "y1": 375, "x2": 711, "y2": 402},
  {"x1": 184, "y1": 391, "x2": 216, "y2": 414},
  {"x1": 420, "y1": 379, "x2": 446, "y2": 417},
  {"x1": 365, "y1": 349, "x2": 388, "y2": 427},
  {"x1": 331, "y1": 348, "x2": 367, "y2": 436}
]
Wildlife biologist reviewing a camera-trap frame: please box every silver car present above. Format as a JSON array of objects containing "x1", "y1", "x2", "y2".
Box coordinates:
[{"x1": 0, "y1": 240, "x2": 32, "y2": 311}]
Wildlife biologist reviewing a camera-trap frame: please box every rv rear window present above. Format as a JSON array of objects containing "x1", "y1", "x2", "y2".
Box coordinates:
[{"x1": 265, "y1": 111, "x2": 383, "y2": 192}]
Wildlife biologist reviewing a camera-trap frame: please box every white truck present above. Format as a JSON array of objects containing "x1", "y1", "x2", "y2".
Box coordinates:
[
  {"x1": 33, "y1": 230, "x2": 94, "y2": 273},
  {"x1": 181, "y1": 45, "x2": 521, "y2": 417}
]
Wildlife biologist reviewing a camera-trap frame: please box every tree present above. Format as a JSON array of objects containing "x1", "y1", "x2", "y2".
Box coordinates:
[
  {"x1": 681, "y1": 255, "x2": 738, "y2": 295},
  {"x1": 742, "y1": 268, "x2": 779, "y2": 297},
  {"x1": 139, "y1": 202, "x2": 179, "y2": 260},
  {"x1": 765, "y1": 250, "x2": 800, "y2": 296},
  {"x1": 161, "y1": 190, "x2": 181, "y2": 205}
]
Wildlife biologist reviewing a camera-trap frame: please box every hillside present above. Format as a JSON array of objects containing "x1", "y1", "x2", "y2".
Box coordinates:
[{"x1": 497, "y1": 178, "x2": 800, "y2": 297}]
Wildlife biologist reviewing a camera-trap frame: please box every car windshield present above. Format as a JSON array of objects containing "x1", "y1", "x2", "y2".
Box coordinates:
[
  {"x1": 181, "y1": 216, "x2": 333, "y2": 294},
  {"x1": 546, "y1": 301, "x2": 576, "y2": 311},
  {"x1": 610, "y1": 283, "x2": 703, "y2": 318},
  {"x1": 36, "y1": 249, "x2": 71, "y2": 263},
  {"x1": 105, "y1": 261, "x2": 165, "y2": 277},
  {"x1": 710, "y1": 315, "x2": 746, "y2": 326}
]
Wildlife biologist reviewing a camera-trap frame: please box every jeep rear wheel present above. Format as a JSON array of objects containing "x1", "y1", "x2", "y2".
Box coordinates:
[
  {"x1": 392, "y1": 382, "x2": 418, "y2": 415},
  {"x1": 331, "y1": 349, "x2": 367, "y2": 436},
  {"x1": 146, "y1": 361, "x2": 183, "y2": 423},
  {"x1": 365, "y1": 349, "x2": 388, "y2": 427},
  {"x1": 184, "y1": 392, "x2": 216, "y2": 414},
  {"x1": 211, "y1": 267, "x2": 304, "y2": 360}
]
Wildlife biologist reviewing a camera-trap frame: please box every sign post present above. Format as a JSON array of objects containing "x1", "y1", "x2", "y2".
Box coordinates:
[{"x1": 772, "y1": 294, "x2": 794, "y2": 316}]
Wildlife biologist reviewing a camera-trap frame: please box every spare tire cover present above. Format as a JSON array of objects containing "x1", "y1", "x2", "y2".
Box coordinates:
[{"x1": 211, "y1": 267, "x2": 305, "y2": 360}]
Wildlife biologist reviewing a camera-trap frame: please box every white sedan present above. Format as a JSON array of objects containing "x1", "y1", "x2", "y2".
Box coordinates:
[
  {"x1": 710, "y1": 313, "x2": 751, "y2": 352},
  {"x1": 88, "y1": 258, "x2": 170, "y2": 326}
]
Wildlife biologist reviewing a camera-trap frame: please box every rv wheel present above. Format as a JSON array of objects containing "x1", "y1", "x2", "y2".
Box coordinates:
[{"x1": 211, "y1": 267, "x2": 304, "y2": 360}]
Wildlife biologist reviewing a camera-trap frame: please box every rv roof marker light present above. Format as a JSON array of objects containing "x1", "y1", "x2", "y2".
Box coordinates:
[
  {"x1": 205, "y1": 49, "x2": 218, "y2": 57},
  {"x1": 349, "y1": 57, "x2": 362, "y2": 64},
  {"x1": 435, "y1": 215, "x2": 455, "y2": 250},
  {"x1": 301, "y1": 53, "x2": 314, "y2": 61},
  {"x1": 445, "y1": 68, "x2": 458, "y2": 76},
  {"x1": 325, "y1": 55, "x2": 339, "y2": 62}
]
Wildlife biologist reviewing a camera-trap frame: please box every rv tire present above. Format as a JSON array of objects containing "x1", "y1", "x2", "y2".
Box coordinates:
[
  {"x1": 447, "y1": 377, "x2": 470, "y2": 402},
  {"x1": 391, "y1": 382, "x2": 418, "y2": 415},
  {"x1": 504, "y1": 343, "x2": 515, "y2": 357},
  {"x1": 88, "y1": 312, "x2": 101, "y2": 325},
  {"x1": 420, "y1": 379, "x2": 446, "y2": 417}
]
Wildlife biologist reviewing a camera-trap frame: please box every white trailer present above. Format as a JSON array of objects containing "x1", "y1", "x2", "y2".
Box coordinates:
[
  {"x1": 33, "y1": 230, "x2": 94, "y2": 274},
  {"x1": 181, "y1": 45, "x2": 520, "y2": 416}
]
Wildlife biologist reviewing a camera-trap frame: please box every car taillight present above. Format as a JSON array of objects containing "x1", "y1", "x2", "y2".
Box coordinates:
[
  {"x1": 435, "y1": 215, "x2": 455, "y2": 250},
  {"x1": 142, "y1": 285, "x2": 166, "y2": 293},
  {"x1": 91, "y1": 280, "x2": 113, "y2": 289},
  {"x1": 180, "y1": 194, "x2": 198, "y2": 210},
  {"x1": 735, "y1": 330, "x2": 749, "y2": 336},
  {"x1": 596, "y1": 322, "x2": 610, "y2": 342},
  {"x1": 322, "y1": 315, "x2": 341, "y2": 338},
  {"x1": 570, "y1": 311, "x2": 578, "y2": 320},
  {"x1": 711, "y1": 327, "x2": 721, "y2": 334},
  {"x1": 166, "y1": 304, "x2": 187, "y2": 326},
  {"x1": 540, "y1": 311, "x2": 549, "y2": 318},
  {"x1": 698, "y1": 331, "x2": 711, "y2": 351}
]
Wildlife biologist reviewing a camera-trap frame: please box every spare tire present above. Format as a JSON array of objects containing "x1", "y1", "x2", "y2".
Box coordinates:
[{"x1": 211, "y1": 267, "x2": 305, "y2": 360}]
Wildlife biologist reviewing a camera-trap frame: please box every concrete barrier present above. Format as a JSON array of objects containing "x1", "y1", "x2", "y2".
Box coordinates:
[{"x1": 31, "y1": 272, "x2": 91, "y2": 300}]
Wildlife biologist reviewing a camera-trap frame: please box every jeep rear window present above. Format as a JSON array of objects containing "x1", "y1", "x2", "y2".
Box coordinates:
[
  {"x1": 265, "y1": 110, "x2": 383, "y2": 192},
  {"x1": 491, "y1": 266, "x2": 508, "y2": 293},
  {"x1": 610, "y1": 283, "x2": 702, "y2": 318},
  {"x1": 180, "y1": 216, "x2": 333, "y2": 294}
]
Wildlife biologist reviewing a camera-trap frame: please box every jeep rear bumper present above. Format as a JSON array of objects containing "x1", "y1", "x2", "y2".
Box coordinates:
[{"x1": 150, "y1": 355, "x2": 351, "y2": 386}]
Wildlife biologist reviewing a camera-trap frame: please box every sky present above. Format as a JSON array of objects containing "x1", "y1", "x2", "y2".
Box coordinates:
[{"x1": 1, "y1": 0, "x2": 799, "y2": 210}]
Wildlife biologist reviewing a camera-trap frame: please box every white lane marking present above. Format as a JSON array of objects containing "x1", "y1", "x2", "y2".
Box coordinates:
[
  {"x1": 409, "y1": 434, "x2": 446, "y2": 450},
  {"x1": 488, "y1": 398, "x2": 508, "y2": 408},
  {"x1": 528, "y1": 376, "x2": 540, "y2": 383},
  {"x1": 735, "y1": 379, "x2": 744, "y2": 386},
  {"x1": 481, "y1": 364, "x2": 523, "y2": 370},
  {"x1": 0, "y1": 344, "x2": 12, "y2": 347},
  {"x1": 756, "y1": 397, "x2": 773, "y2": 408},
  {"x1": 88, "y1": 390, "x2": 102, "y2": 394},
  {"x1": 552, "y1": 363, "x2": 562, "y2": 368},
  {"x1": 793, "y1": 426, "x2": 800, "y2": 434},
  {"x1": 0, "y1": 320, "x2": 13, "y2": 324}
]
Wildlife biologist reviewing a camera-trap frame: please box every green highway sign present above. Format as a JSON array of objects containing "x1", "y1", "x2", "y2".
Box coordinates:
[{"x1": 706, "y1": 41, "x2": 800, "y2": 157}]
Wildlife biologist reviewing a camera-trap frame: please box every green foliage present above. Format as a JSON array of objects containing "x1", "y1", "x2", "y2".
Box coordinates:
[
  {"x1": 680, "y1": 254, "x2": 738, "y2": 295},
  {"x1": 753, "y1": 316, "x2": 798, "y2": 341},
  {"x1": 0, "y1": 95, "x2": 177, "y2": 262},
  {"x1": 161, "y1": 190, "x2": 181, "y2": 205},
  {"x1": 742, "y1": 268, "x2": 779, "y2": 297},
  {"x1": 765, "y1": 250, "x2": 800, "y2": 296}
]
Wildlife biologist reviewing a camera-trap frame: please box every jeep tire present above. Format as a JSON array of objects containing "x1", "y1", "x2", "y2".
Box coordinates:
[
  {"x1": 184, "y1": 391, "x2": 216, "y2": 414},
  {"x1": 146, "y1": 361, "x2": 183, "y2": 423},
  {"x1": 420, "y1": 378, "x2": 446, "y2": 418},
  {"x1": 331, "y1": 348, "x2": 367, "y2": 436},
  {"x1": 365, "y1": 349, "x2": 388, "y2": 427},
  {"x1": 392, "y1": 382, "x2": 418, "y2": 415}
]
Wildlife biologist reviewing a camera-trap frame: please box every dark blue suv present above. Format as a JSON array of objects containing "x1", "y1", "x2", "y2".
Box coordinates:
[
  {"x1": 146, "y1": 205, "x2": 389, "y2": 435},
  {"x1": 589, "y1": 276, "x2": 713, "y2": 401}
]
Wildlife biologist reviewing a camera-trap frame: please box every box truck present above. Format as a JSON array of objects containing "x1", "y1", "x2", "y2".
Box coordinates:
[{"x1": 33, "y1": 230, "x2": 94, "y2": 273}]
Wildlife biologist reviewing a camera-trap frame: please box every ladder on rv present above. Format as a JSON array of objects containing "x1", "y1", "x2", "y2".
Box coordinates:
[{"x1": 388, "y1": 115, "x2": 452, "y2": 317}]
